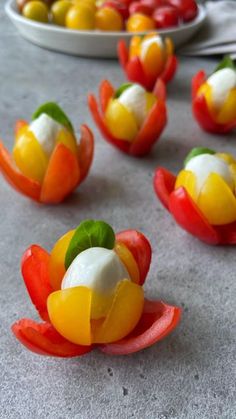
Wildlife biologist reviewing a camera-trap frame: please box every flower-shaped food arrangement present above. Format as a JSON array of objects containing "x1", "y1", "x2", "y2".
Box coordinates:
[
  {"x1": 88, "y1": 80, "x2": 167, "y2": 156},
  {"x1": 154, "y1": 147, "x2": 236, "y2": 245},
  {"x1": 12, "y1": 220, "x2": 181, "y2": 357},
  {"x1": 118, "y1": 32, "x2": 178, "y2": 91},
  {"x1": 0, "y1": 102, "x2": 94, "y2": 203},
  {"x1": 192, "y1": 56, "x2": 236, "y2": 134}
]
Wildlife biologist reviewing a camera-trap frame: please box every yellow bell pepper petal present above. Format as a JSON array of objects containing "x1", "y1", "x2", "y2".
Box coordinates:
[
  {"x1": 146, "y1": 92, "x2": 157, "y2": 113},
  {"x1": 142, "y1": 42, "x2": 164, "y2": 76},
  {"x1": 92, "y1": 279, "x2": 144, "y2": 344},
  {"x1": 175, "y1": 169, "x2": 197, "y2": 201},
  {"x1": 105, "y1": 99, "x2": 138, "y2": 142},
  {"x1": 114, "y1": 242, "x2": 140, "y2": 284},
  {"x1": 129, "y1": 35, "x2": 141, "y2": 59},
  {"x1": 47, "y1": 286, "x2": 92, "y2": 346},
  {"x1": 215, "y1": 152, "x2": 236, "y2": 165},
  {"x1": 13, "y1": 130, "x2": 48, "y2": 183},
  {"x1": 56, "y1": 129, "x2": 78, "y2": 155},
  {"x1": 165, "y1": 37, "x2": 173, "y2": 57},
  {"x1": 216, "y1": 88, "x2": 236, "y2": 124},
  {"x1": 198, "y1": 173, "x2": 236, "y2": 225},
  {"x1": 49, "y1": 229, "x2": 75, "y2": 291}
]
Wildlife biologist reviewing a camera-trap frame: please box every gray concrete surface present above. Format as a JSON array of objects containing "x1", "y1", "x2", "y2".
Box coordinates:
[{"x1": 0, "y1": 3, "x2": 235, "y2": 419}]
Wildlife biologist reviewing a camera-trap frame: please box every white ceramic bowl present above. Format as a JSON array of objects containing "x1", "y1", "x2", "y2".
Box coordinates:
[{"x1": 5, "y1": 0, "x2": 207, "y2": 58}]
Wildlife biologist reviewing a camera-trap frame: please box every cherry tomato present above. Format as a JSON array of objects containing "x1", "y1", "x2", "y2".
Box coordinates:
[
  {"x1": 152, "y1": 5, "x2": 179, "y2": 28},
  {"x1": 141, "y1": 0, "x2": 167, "y2": 8},
  {"x1": 102, "y1": 0, "x2": 129, "y2": 20},
  {"x1": 168, "y1": 0, "x2": 198, "y2": 22},
  {"x1": 22, "y1": 1, "x2": 49, "y2": 22},
  {"x1": 126, "y1": 12, "x2": 155, "y2": 31},
  {"x1": 17, "y1": 0, "x2": 53, "y2": 12},
  {"x1": 51, "y1": 0, "x2": 72, "y2": 26},
  {"x1": 95, "y1": 6, "x2": 124, "y2": 31},
  {"x1": 66, "y1": 4, "x2": 95, "y2": 29},
  {"x1": 129, "y1": 2, "x2": 153, "y2": 16}
]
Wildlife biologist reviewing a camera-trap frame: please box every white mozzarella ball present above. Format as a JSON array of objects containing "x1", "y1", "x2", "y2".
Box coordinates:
[
  {"x1": 207, "y1": 68, "x2": 236, "y2": 108},
  {"x1": 29, "y1": 113, "x2": 63, "y2": 156}
]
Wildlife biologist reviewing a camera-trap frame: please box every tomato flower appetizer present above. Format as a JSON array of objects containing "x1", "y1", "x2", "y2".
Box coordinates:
[
  {"x1": 0, "y1": 102, "x2": 94, "y2": 203},
  {"x1": 118, "y1": 32, "x2": 178, "y2": 91},
  {"x1": 154, "y1": 147, "x2": 236, "y2": 245},
  {"x1": 12, "y1": 219, "x2": 181, "y2": 357},
  {"x1": 88, "y1": 80, "x2": 167, "y2": 156},
  {"x1": 192, "y1": 57, "x2": 236, "y2": 134}
]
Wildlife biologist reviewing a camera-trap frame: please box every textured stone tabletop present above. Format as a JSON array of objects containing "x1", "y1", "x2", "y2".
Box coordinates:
[{"x1": 0, "y1": 3, "x2": 235, "y2": 419}]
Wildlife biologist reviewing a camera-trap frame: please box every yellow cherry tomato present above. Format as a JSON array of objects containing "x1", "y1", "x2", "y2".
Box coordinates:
[
  {"x1": 55, "y1": 128, "x2": 78, "y2": 155},
  {"x1": 217, "y1": 88, "x2": 236, "y2": 124},
  {"x1": 129, "y1": 35, "x2": 141, "y2": 59},
  {"x1": 142, "y1": 42, "x2": 164, "y2": 76},
  {"x1": 13, "y1": 130, "x2": 48, "y2": 183},
  {"x1": 49, "y1": 229, "x2": 75, "y2": 290},
  {"x1": 23, "y1": 1, "x2": 49, "y2": 23},
  {"x1": 92, "y1": 280, "x2": 144, "y2": 344},
  {"x1": 47, "y1": 286, "x2": 92, "y2": 345},
  {"x1": 105, "y1": 98, "x2": 138, "y2": 141},
  {"x1": 126, "y1": 13, "x2": 155, "y2": 32},
  {"x1": 95, "y1": 7, "x2": 123, "y2": 31},
  {"x1": 51, "y1": 0, "x2": 72, "y2": 26},
  {"x1": 73, "y1": 0, "x2": 96, "y2": 12},
  {"x1": 66, "y1": 4, "x2": 95, "y2": 30},
  {"x1": 146, "y1": 92, "x2": 157, "y2": 113},
  {"x1": 175, "y1": 169, "x2": 197, "y2": 201},
  {"x1": 115, "y1": 242, "x2": 140, "y2": 284}
]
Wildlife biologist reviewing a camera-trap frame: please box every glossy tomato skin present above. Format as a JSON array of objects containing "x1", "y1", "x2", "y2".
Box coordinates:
[
  {"x1": 140, "y1": 0, "x2": 166, "y2": 10},
  {"x1": 129, "y1": 1, "x2": 154, "y2": 16},
  {"x1": 167, "y1": 0, "x2": 198, "y2": 22},
  {"x1": 102, "y1": 0, "x2": 130, "y2": 20},
  {"x1": 153, "y1": 5, "x2": 179, "y2": 28}
]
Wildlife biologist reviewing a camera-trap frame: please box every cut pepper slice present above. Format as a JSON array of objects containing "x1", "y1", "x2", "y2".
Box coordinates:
[
  {"x1": 191, "y1": 70, "x2": 206, "y2": 99},
  {"x1": 77, "y1": 125, "x2": 94, "y2": 183},
  {"x1": 0, "y1": 142, "x2": 41, "y2": 201},
  {"x1": 21, "y1": 245, "x2": 52, "y2": 321},
  {"x1": 40, "y1": 143, "x2": 80, "y2": 203},
  {"x1": 175, "y1": 169, "x2": 197, "y2": 201},
  {"x1": 114, "y1": 242, "x2": 140, "y2": 284},
  {"x1": 49, "y1": 229, "x2": 75, "y2": 291},
  {"x1": 130, "y1": 99, "x2": 167, "y2": 156},
  {"x1": 116, "y1": 230, "x2": 151, "y2": 285},
  {"x1": 160, "y1": 55, "x2": 178, "y2": 84},
  {"x1": 99, "y1": 300, "x2": 181, "y2": 355},
  {"x1": 93, "y1": 280, "x2": 144, "y2": 344},
  {"x1": 47, "y1": 286, "x2": 92, "y2": 346},
  {"x1": 126, "y1": 56, "x2": 148, "y2": 88},
  {"x1": 12, "y1": 319, "x2": 92, "y2": 357},
  {"x1": 99, "y1": 80, "x2": 115, "y2": 114},
  {"x1": 197, "y1": 173, "x2": 236, "y2": 225},
  {"x1": 169, "y1": 187, "x2": 219, "y2": 244},
  {"x1": 153, "y1": 167, "x2": 176, "y2": 210},
  {"x1": 117, "y1": 39, "x2": 129, "y2": 69}
]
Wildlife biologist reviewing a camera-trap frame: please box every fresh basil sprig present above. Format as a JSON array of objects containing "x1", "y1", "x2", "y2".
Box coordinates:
[
  {"x1": 65, "y1": 220, "x2": 116, "y2": 269},
  {"x1": 214, "y1": 55, "x2": 235, "y2": 73},
  {"x1": 184, "y1": 147, "x2": 215, "y2": 167},
  {"x1": 32, "y1": 102, "x2": 74, "y2": 133},
  {"x1": 114, "y1": 83, "x2": 133, "y2": 98}
]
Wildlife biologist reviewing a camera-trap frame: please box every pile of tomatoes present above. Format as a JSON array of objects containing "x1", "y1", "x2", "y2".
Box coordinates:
[{"x1": 17, "y1": 0, "x2": 198, "y2": 31}]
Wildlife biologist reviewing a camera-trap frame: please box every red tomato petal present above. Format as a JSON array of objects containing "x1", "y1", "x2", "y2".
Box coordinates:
[
  {"x1": 130, "y1": 99, "x2": 167, "y2": 156},
  {"x1": 153, "y1": 167, "x2": 176, "y2": 210},
  {"x1": 169, "y1": 187, "x2": 220, "y2": 244},
  {"x1": 116, "y1": 230, "x2": 152, "y2": 285},
  {"x1": 12, "y1": 319, "x2": 93, "y2": 357},
  {"x1": 215, "y1": 222, "x2": 236, "y2": 245},
  {"x1": 125, "y1": 56, "x2": 149, "y2": 89},
  {"x1": 191, "y1": 70, "x2": 206, "y2": 99},
  {"x1": 99, "y1": 80, "x2": 115, "y2": 114},
  {"x1": 88, "y1": 94, "x2": 130, "y2": 154},
  {"x1": 0, "y1": 142, "x2": 41, "y2": 201},
  {"x1": 40, "y1": 143, "x2": 80, "y2": 204},
  {"x1": 153, "y1": 78, "x2": 167, "y2": 101},
  {"x1": 192, "y1": 95, "x2": 233, "y2": 134},
  {"x1": 117, "y1": 39, "x2": 129, "y2": 70},
  {"x1": 77, "y1": 124, "x2": 94, "y2": 183},
  {"x1": 161, "y1": 55, "x2": 178, "y2": 84},
  {"x1": 99, "y1": 300, "x2": 181, "y2": 355},
  {"x1": 14, "y1": 119, "x2": 28, "y2": 136},
  {"x1": 21, "y1": 245, "x2": 52, "y2": 321}
]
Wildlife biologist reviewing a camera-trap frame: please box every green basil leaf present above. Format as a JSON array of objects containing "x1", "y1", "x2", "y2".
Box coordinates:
[
  {"x1": 32, "y1": 102, "x2": 74, "y2": 133},
  {"x1": 114, "y1": 83, "x2": 133, "y2": 98},
  {"x1": 184, "y1": 147, "x2": 215, "y2": 167},
  {"x1": 214, "y1": 55, "x2": 235, "y2": 73},
  {"x1": 65, "y1": 220, "x2": 116, "y2": 269}
]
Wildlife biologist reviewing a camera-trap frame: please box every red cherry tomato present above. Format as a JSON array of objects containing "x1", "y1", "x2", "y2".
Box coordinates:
[
  {"x1": 129, "y1": 1, "x2": 153, "y2": 16},
  {"x1": 102, "y1": 0, "x2": 129, "y2": 19},
  {"x1": 152, "y1": 5, "x2": 179, "y2": 28},
  {"x1": 141, "y1": 0, "x2": 166, "y2": 9},
  {"x1": 167, "y1": 0, "x2": 198, "y2": 22}
]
